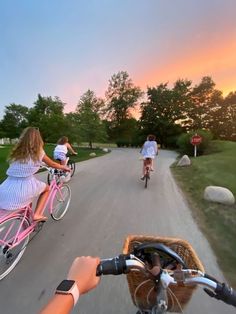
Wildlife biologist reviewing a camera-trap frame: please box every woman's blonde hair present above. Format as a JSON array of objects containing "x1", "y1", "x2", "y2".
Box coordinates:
[
  {"x1": 9, "y1": 127, "x2": 44, "y2": 162},
  {"x1": 57, "y1": 136, "x2": 68, "y2": 145}
]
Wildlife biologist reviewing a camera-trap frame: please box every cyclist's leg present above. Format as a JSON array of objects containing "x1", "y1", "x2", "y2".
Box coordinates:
[
  {"x1": 141, "y1": 159, "x2": 147, "y2": 180},
  {"x1": 150, "y1": 158, "x2": 154, "y2": 171},
  {"x1": 34, "y1": 185, "x2": 50, "y2": 221},
  {"x1": 60, "y1": 159, "x2": 67, "y2": 165}
]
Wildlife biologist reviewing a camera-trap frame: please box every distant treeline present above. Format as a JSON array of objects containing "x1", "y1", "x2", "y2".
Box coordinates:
[{"x1": 0, "y1": 71, "x2": 235, "y2": 148}]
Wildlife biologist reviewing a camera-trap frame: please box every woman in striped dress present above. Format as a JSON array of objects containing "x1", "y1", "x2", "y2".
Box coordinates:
[{"x1": 0, "y1": 127, "x2": 70, "y2": 221}]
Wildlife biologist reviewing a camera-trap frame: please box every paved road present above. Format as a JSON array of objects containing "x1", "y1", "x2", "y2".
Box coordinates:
[{"x1": 0, "y1": 149, "x2": 234, "y2": 314}]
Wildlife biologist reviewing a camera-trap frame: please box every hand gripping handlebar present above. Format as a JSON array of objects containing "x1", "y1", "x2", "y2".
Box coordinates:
[{"x1": 96, "y1": 254, "x2": 236, "y2": 309}]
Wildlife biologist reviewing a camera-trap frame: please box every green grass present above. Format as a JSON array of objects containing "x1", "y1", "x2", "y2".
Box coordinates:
[
  {"x1": 171, "y1": 140, "x2": 236, "y2": 288},
  {"x1": 0, "y1": 144, "x2": 109, "y2": 182}
]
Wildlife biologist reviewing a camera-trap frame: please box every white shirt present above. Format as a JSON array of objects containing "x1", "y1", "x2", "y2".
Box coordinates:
[
  {"x1": 141, "y1": 141, "x2": 158, "y2": 158},
  {"x1": 54, "y1": 144, "x2": 68, "y2": 154}
]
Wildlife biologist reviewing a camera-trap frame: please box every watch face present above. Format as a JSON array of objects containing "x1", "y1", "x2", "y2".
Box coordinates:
[{"x1": 57, "y1": 280, "x2": 75, "y2": 292}]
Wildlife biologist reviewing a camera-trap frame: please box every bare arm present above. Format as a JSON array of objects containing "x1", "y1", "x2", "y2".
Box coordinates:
[
  {"x1": 42, "y1": 155, "x2": 70, "y2": 171},
  {"x1": 39, "y1": 256, "x2": 100, "y2": 314},
  {"x1": 66, "y1": 143, "x2": 77, "y2": 155},
  {"x1": 39, "y1": 294, "x2": 73, "y2": 314},
  {"x1": 155, "y1": 141, "x2": 158, "y2": 155}
]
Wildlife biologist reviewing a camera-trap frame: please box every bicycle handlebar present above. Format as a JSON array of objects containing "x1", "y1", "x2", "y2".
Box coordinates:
[{"x1": 96, "y1": 254, "x2": 236, "y2": 308}]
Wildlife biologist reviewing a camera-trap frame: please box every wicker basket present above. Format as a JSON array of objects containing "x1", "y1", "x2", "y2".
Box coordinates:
[{"x1": 123, "y1": 235, "x2": 205, "y2": 313}]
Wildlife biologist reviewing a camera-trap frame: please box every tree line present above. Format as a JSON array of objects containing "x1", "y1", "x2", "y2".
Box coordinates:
[{"x1": 0, "y1": 71, "x2": 235, "y2": 148}]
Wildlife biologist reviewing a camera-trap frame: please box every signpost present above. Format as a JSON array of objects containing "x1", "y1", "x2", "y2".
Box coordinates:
[{"x1": 191, "y1": 134, "x2": 202, "y2": 157}]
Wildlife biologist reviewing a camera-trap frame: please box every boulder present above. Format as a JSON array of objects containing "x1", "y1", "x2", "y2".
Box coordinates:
[
  {"x1": 204, "y1": 186, "x2": 235, "y2": 205},
  {"x1": 103, "y1": 148, "x2": 109, "y2": 153},
  {"x1": 89, "y1": 152, "x2": 96, "y2": 157},
  {"x1": 177, "y1": 155, "x2": 191, "y2": 167}
]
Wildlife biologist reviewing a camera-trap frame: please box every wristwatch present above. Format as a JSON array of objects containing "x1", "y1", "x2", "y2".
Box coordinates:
[{"x1": 55, "y1": 280, "x2": 80, "y2": 306}]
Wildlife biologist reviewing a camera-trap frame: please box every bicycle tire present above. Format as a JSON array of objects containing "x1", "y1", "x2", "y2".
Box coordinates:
[
  {"x1": 0, "y1": 216, "x2": 30, "y2": 280},
  {"x1": 47, "y1": 172, "x2": 53, "y2": 185},
  {"x1": 51, "y1": 185, "x2": 71, "y2": 221},
  {"x1": 144, "y1": 174, "x2": 148, "y2": 188},
  {"x1": 68, "y1": 160, "x2": 76, "y2": 177}
]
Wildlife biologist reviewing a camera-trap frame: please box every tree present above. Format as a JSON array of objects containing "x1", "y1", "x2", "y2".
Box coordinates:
[
  {"x1": 188, "y1": 76, "x2": 223, "y2": 132},
  {"x1": 76, "y1": 90, "x2": 107, "y2": 148},
  {"x1": 28, "y1": 94, "x2": 67, "y2": 142},
  {"x1": 105, "y1": 71, "x2": 142, "y2": 124},
  {"x1": 64, "y1": 112, "x2": 81, "y2": 144},
  {"x1": 219, "y1": 92, "x2": 236, "y2": 140},
  {"x1": 140, "y1": 82, "x2": 187, "y2": 147},
  {"x1": 1, "y1": 104, "x2": 29, "y2": 139}
]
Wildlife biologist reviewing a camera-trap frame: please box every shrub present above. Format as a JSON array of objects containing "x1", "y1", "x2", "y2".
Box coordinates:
[
  {"x1": 177, "y1": 130, "x2": 213, "y2": 156},
  {"x1": 116, "y1": 138, "x2": 130, "y2": 147}
]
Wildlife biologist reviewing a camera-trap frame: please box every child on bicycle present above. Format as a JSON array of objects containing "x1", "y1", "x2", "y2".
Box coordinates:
[
  {"x1": 140, "y1": 134, "x2": 158, "y2": 180},
  {"x1": 0, "y1": 127, "x2": 70, "y2": 221},
  {"x1": 53, "y1": 136, "x2": 77, "y2": 165}
]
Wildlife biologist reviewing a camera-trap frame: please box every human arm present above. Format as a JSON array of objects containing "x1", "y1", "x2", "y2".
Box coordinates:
[
  {"x1": 66, "y1": 143, "x2": 77, "y2": 155},
  {"x1": 39, "y1": 256, "x2": 100, "y2": 314},
  {"x1": 155, "y1": 141, "x2": 158, "y2": 155},
  {"x1": 42, "y1": 155, "x2": 70, "y2": 172},
  {"x1": 140, "y1": 144, "x2": 144, "y2": 154}
]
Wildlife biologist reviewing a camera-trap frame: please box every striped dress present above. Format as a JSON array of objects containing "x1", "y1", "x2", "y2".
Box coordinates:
[{"x1": 0, "y1": 151, "x2": 46, "y2": 211}]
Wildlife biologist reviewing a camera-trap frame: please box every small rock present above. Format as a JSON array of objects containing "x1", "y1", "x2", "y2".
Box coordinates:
[
  {"x1": 177, "y1": 155, "x2": 191, "y2": 167},
  {"x1": 89, "y1": 152, "x2": 96, "y2": 157}
]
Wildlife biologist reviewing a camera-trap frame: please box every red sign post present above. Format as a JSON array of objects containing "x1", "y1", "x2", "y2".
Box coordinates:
[{"x1": 191, "y1": 134, "x2": 202, "y2": 157}]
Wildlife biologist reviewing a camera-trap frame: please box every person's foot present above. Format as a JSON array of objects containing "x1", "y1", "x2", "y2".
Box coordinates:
[
  {"x1": 141, "y1": 176, "x2": 145, "y2": 180},
  {"x1": 33, "y1": 215, "x2": 48, "y2": 222}
]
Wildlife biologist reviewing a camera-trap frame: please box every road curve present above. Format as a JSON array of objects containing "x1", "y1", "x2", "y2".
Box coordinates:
[{"x1": 0, "y1": 148, "x2": 234, "y2": 314}]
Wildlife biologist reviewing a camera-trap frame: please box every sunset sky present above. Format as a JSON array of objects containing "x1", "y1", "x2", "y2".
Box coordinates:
[{"x1": 0, "y1": 0, "x2": 236, "y2": 118}]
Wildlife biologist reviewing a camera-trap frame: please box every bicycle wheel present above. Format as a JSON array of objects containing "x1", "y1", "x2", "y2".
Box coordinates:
[
  {"x1": 144, "y1": 168, "x2": 150, "y2": 189},
  {"x1": 51, "y1": 185, "x2": 71, "y2": 221},
  {"x1": 0, "y1": 217, "x2": 30, "y2": 280},
  {"x1": 144, "y1": 174, "x2": 148, "y2": 188},
  {"x1": 68, "y1": 160, "x2": 76, "y2": 177},
  {"x1": 47, "y1": 172, "x2": 53, "y2": 185}
]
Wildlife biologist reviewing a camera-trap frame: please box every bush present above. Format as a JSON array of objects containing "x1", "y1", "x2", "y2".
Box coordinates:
[
  {"x1": 177, "y1": 130, "x2": 213, "y2": 156},
  {"x1": 116, "y1": 139, "x2": 130, "y2": 147}
]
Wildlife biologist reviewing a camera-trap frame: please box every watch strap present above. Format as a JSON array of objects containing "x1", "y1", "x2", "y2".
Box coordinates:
[{"x1": 56, "y1": 280, "x2": 80, "y2": 306}]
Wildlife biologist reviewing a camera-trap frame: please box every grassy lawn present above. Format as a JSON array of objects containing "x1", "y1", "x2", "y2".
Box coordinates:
[
  {"x1": 171, "y1": 140, "x2": 236, "y2": 288},
  {"x1": 0, "y1": 144, "x2": 109, "y2": 183}
]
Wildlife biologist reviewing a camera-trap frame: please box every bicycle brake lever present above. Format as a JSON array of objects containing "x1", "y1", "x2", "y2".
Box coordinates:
[{"x1": 204, "y1": 288, "x2": 216, "y2": 298}]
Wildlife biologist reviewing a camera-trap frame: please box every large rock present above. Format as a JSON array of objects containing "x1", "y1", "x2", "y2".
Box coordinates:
[
  {"x1": 177, "y1": 155, "x2": 191, "y2": 167},
  {"x1": 103, "y1": 148, "x2": 109, "y2": 153},
  {"x1": 204, "y1": 186, "x2": 235, "y2": 205},
  {"x1": 89, "y1": 152, "x2": 96, "y2": 157}
]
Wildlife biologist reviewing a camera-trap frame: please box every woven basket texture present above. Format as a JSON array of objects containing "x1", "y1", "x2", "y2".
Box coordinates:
[{"x1": 123, "y1": 235, "x2": 205, "y2": 313}]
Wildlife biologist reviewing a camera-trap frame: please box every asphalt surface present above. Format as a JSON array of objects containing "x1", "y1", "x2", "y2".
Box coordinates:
[{"x1": 0, "y1": 148, "x2": 234, "y2": 314}]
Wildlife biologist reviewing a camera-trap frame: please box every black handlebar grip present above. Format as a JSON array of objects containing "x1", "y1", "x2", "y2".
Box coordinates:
[
  {"x1": 96, "y1": 255, "x2": 127, "y2": 276},
  {"x1": 215, "y1": 283, "x2": 236, "y2": 307}
]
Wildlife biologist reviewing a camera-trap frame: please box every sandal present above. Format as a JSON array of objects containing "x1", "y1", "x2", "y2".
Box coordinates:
[{"x1": 33, "y1": 216, "x2": 48, "y2": 222}]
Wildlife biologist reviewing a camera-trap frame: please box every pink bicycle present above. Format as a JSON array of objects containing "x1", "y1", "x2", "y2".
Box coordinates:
[{"x1": 0, "y1": 166, "x2": 71, "y2": 280}]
